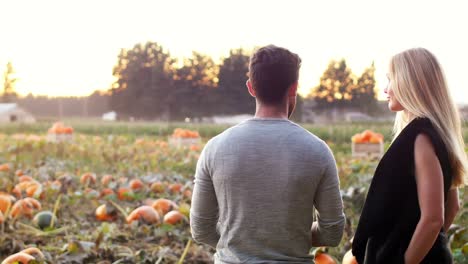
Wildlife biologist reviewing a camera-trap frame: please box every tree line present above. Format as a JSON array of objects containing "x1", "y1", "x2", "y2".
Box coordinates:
[{"x1": 2, "y1": 41, "x2": 379, "y2": 120}]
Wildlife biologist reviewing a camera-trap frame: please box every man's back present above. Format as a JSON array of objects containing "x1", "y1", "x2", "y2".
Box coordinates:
[{"x1": 190, "y1": 118, "x2": 345, "y2": 263}]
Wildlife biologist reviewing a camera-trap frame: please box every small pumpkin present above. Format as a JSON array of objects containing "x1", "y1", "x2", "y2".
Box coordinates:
[
  {"x1": 315, "y1": 252, "x2": 337, "y2": 264},
  {"x1": 152, "y1": 198, "x2": 178, "y2": 216},
  {"x1": 1, "y1": 252, "x2": 35, "y2": 264},
  {"x1": 32, "y1": 211, "x2": 56, "y2": 229},
  {"x1": 80, "y1": 172, "x2": 96, "y2": 185},
  {"x1": 163, "y1": 210, "x2": 186, "y2": 225},
  {"x1": 20, "y1": 247, "x2": 44, "y2": 261},
  {"x1": 95, "y1": 204, "x2": 117, "y2": 221},
  {"x1": 126, "y1": 206, "x2": 160, "y2": 225},
  {"x1": 101, "y1": 174, "x2": 114, "y2": 186},
  {"x1": 342, "y1": 250, "x2": 358, "y2": 264},
  {"x1": 129, "y1": 179, "x2": 144, "y2": 191}
]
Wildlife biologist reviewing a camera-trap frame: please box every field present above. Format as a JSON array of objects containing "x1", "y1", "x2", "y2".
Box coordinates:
[{"x1": 0, "y1": 120, "x2": 467, "y2": 263}]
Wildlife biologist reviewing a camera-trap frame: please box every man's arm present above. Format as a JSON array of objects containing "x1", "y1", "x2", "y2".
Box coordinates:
[
  {"x1": 190, "y1": 144, "x2": 220, "y2": 248},
  {"x1": 311, "y1": 145, "x2": 345, "y2": 247}
]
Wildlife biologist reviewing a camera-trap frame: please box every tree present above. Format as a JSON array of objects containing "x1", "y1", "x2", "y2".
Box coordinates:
[
  {"x1": 310, "y1": 59, "x2": 355, "y2": 110},
  {"x1": 216, "y1": 48, "x2": 254, "y2": 115},
  {"x1": 309, "y1": 59, "x2": 378, "y2": 114},
  {"x1": 173, "y1": 52, "x2": 219, "y2": 119},
  {"x1": 110, "y1": 42, "x2": 177, "y2": 119},
  {"x1": 2, "y1": 61, "x2": 18, "y2": 102},
  {"x1": 353, "y1": 62, "x2": 378, "y2": 114}
]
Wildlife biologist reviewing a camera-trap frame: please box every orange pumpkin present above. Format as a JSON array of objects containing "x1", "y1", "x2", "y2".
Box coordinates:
[
  {"x1": 342, "y1": 250, "x2": 358, "y2": 264},
  {"x1": 18, "y1": 175, "x2": 34, "y2": 182},
  {"x1": 25, "y1": 183, "x2": 42, "y2": 198},
  {"x1": 129, "y1": 179, "x2": 144, "y2": 191},
  {"x1": 117, "y1": 187, "x2": 133, "y2": 201},
  {"x1": 101, "y1": 174, "x2": 114, "y2": 186},
  {"x1": 95, "y1": 204, "x2": 117, "y2": 221},
  {"x1": 152, "y1": 198, "x2": 178, "y2": 216},
  {"x1": 99, "y1": 188, "x2": 115, "y2": 199},
  {"x1": 126, "y1": 206, "x2": 160, "y2": 224},
  {"x1": 11, "y1": 198, "x2": 41, "y2": 219},
  {"x1": 20, "y1": 247, "x2": 44, "y2": 261},
  {"x1": 352, "y1": 130, "x2": 384, "y2": 144},
  {"x1": 315, "y1": 252, "x2": 337, "y2": 264},
  {"x1": 0, "y1": 193, "x2": 15, "y2": 213},
  {"x1": 183, "y1": 189, "x2": 192, "y2": 199},
  {"x1": 1, "y1": 252, "x2": 35, "y2": 264},
  {"x1": 168, "y1": 183, "x2": 183, "y2": 193},
  {"x1": 150, "y1": 181, "x2": 165, "y2": 193},
  {"x1": 163, "y1": 210, "x2": 186, "y2": 225},
  {"x1": 63, "y1": 126, "x2": 74, "y2": 134},
  {"x1": 12, "y1": 181, "x2": 42, "y2": 199},
  {"x1": 80, "y1": 172, "x2": 96, "y2": 185},
  {"x1": 15, "y1": 169, "x2": 24, "y2": 176},
  {"x1": 0, "y1": 163, "x2": 10, "y2": 172}
]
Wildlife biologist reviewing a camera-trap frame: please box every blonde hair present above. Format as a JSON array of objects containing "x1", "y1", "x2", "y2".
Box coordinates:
[{"x1": 390, "y1": 47, "x2": 467, "y2": 187}]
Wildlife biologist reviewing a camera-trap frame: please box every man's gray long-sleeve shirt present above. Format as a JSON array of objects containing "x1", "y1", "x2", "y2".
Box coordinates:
[{"x1": 190, "y1": 118, "x2": 345, "y2": 263}]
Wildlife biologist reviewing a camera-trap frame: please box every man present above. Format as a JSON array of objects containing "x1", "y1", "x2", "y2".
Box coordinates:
[{"x1": 190, "y1": 45, "x2": 345, "y2": 263}]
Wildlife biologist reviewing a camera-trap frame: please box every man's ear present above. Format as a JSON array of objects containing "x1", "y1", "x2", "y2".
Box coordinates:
[
  {"x1": 246, "y1": 80, "x2": 256, "y2": 97},
  {"x1": 288, "y1": 82, "x2": 298, "y2": 97}
]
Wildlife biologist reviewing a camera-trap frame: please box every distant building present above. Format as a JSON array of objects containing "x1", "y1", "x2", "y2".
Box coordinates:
[
  {"x1": 203, "y1": 114, "x2": 254, "y2": 125},
  {"x1": 301, "y1": 99, "x2": 394, "y2": 123},
  {"x1": 460, "y1": 105, "x2": 468, "y2": 121},
  {"x1": 0, "y1": 103, "x2": 36, "y2": 123},
  {"x1": 102, "y1": 111, "x2": 117, "y2": 121}
]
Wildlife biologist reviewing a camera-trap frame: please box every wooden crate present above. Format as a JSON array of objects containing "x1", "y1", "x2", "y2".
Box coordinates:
[
  {"x1": 352, "y1": 142, "x2": 384, "y2": 158},
  {"x1": 47, "y1": 133, "x2": 73, "y2": 143},
  {"x1": 168, "y1": 136, "x2": 201, "y2": 148}
]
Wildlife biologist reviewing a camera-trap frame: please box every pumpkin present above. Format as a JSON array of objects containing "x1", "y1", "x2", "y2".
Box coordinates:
[
  {"x1": 351, "y1": 130, "x2": 384, "y2": 144},
  {"x1": 1, "y1": 252, "x2": 35, "y2": 264},
  {"x1": 0, "y1": 193, "x2": 15, "y2": 214},
  {"x1": 163, "y1": 210, "x2": 186, "y2": 225},
  {"x1": 32, "y1": 211, "x2": 56, "y2": 229},
  {"x1": 117, "y1": 187, "x2": 133, "y2": 201},
  {"x1": 126, "y1": 206, "x2": 160, "y2": 225},
  {"x1": 342, "y1": 250, "x2": 358, "y2": 264},
  {"x1": 315, "y1": 252, "x2": 337, "y2": 264},
  {"x1": 129, "y1": 179, "x2": 144, "y2": 191},
  {"x1": 80, "y1": 172, "x2": 96, "y2": 185},
  {"x1": 20, "y1": 247, "x2": 44, "y2": 261},
  {"x1": 150, "y1": 181, "x2": 165, "y2": 193},
  {"x1": 95, "y1": 204, "x2": 117, "y2": 221},
  {"x1": 18, "y1": 175, "x2": 34, "y2": 182},
  {"x1": 11, "y1": 198, "x2": 41, "y2": 219},
  {"x1": 152, "y1": 198, "x2": 178, "y2": 216},
  {"x1": 99, "y1": 188, "x2": 115, "y2": 199},
  {"x1": 0, "y1": 163, "x2": 10, "y2": 172},
  {"x1": 101, "y1": 174, "x2": 114, "y2": 186},
  {"x1": 168, "y1": 183, "x2": 183, "y2": 194}
]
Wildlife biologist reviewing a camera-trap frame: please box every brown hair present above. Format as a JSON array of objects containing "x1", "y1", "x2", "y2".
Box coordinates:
[{"x1": 248, "y1": 45, "x2": 301, "y2": 105}]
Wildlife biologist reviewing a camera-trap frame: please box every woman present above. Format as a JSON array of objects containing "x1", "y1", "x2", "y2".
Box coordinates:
[{"x1": 352, "y1": 48, "x2": 467, "y2": 264}]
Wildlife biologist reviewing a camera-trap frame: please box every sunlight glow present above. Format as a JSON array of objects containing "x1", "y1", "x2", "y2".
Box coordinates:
[{"x1": 0, "y1": 0, "x2": 467, "y2": 104}]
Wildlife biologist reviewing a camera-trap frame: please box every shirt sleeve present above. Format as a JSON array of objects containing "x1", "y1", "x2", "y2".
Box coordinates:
[
  {"x1": 311, "y1": 144, "x2": 345, "y2": 247},
  {"x1": 190, "y1": 141, "x2": 220, "y2": 248}
]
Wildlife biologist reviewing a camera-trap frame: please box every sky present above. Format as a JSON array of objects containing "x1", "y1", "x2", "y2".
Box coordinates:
[{"x1": 0, "y1": 0, "x2": 467, "y2": 104}]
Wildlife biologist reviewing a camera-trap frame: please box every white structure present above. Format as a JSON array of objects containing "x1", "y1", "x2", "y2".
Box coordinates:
[
  {"x1": 211, "y1": 114, "x2": 253, "y2": 125},
  {"x1": 102, "y1": 111, "x2": 117, "y2": 121},
  {"x1": 0, "y1": 103, "x2": 36, "y2": 123}
]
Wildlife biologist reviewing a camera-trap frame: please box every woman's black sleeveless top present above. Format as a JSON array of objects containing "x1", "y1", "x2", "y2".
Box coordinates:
[{"x1": 352, "y1": 117, "x2": 453, "y2": 264}]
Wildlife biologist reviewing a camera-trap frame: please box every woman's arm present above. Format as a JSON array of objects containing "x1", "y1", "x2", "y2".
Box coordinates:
[
  {"x1": 405, "y1": 134, "x2": 445, "y2": 264},
  {"x1": 444, "y1": 187, "x2": 460, "y2": 231}
]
